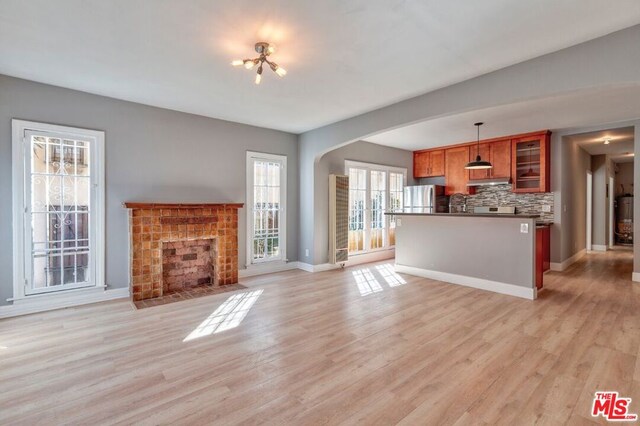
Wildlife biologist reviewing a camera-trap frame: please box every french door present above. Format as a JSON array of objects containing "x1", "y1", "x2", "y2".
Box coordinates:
[
  {"x1": 346, "y1": 161, "x2": 406, "y2": 255},
  {"x1": 13, "y1": 120, "x2": 104, "y2": 298}
]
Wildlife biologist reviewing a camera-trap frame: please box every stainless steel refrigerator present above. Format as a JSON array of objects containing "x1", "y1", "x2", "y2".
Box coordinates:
[{"x1": 403, "y1": 185, "x2": 449, "y2": 213}]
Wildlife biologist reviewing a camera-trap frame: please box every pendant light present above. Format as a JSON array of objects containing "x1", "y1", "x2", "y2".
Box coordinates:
[
  {"x1": 465, "y1": 122, "x2": 493, "y2": 170},
  {"x1": 520, "y1": 143, "x2": 540, "y2": 178}
]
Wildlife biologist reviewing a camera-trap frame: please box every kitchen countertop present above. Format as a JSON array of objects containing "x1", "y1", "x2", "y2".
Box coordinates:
[{"x1": 385, "y1": 212, "x2": 541, "y2": 219}]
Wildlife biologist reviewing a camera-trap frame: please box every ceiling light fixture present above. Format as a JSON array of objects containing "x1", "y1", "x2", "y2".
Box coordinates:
[
  {"x1": 465, "y1": 122, "x2": 493, "y2": 170},
  {"x1": 231, "y1": 42, "x2": 286, "y2": 85},
  {"x1": 604, "y1": 138, "x2": 611, "y2": 145}
]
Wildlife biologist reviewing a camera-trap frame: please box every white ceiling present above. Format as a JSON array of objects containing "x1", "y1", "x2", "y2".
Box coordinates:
[
  {"x1": 568, "y1": 127, "x2": 635, "y2": 163},
  {"x1": 364, "y1": 86, "x2": 640, "y2": 152},
  {"x1": 1, "y1": 1, "x2": 640, "y2": 133}
]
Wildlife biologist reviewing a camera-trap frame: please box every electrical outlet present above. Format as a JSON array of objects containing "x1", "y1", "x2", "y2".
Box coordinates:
[
  {"x1": 397, "y1": 218, "x2": 402, "y2": 227},
  {"x1": 520, "y1": 223, "x2": 529, "y2": 234},
  {"x1": 542, "y1": 204, "x2": 551, "y2": 213},
  {"x1": 305, "y1": 249, "x2": 309, "y2": 257}
]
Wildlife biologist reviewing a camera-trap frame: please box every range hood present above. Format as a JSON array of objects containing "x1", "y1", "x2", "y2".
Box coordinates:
[{"x1": 466, "y1": 177, "x2": 512, "y2": 187}]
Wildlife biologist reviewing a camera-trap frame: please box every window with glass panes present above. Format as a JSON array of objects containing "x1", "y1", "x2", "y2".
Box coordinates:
[
  {"x1": 345, "y1": 162, "x2": 406, "y2": 255},
  {"x1": 247, "y1": 153, "x2": 286, "y2": 264}
]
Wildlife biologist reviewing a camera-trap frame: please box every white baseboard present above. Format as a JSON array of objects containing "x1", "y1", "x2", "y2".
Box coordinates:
[
  {"x1": 632, "y1": 272, "x2": 640, "y2": 283},
  {"x1": 550, "y1": 248, "x2": 587, "y2": 272},
  {"x1": 296, "y1": 262, "x2": 315, "y2": 272},
  {"x1": 394, "y1": 264, "x2": 536, "y2": 300},
  {"x1": 296, "y1": 262, "x2": 339, "y2": 272},
  {"x1": 0, "y1": 287, "x2": 130, "y2": 319},
  {"x1": 346, "y1": 250, "x2": 395, "y2": 267},
  {"x1": 591, "y1": 245, "x2": 607, "y2": 252},
  {"x1": 297, "y1": 250, "x2": 395, "y2": 273},
  {"x1": 239, "y1": 261, "x2": 302, "y2": 277}
]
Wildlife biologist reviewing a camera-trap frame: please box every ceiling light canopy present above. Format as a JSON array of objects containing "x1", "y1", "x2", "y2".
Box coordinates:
[
  {"x1": 465, "y1": 122, "x2": 493, "y2": 170},
  {"x1": 231, "y1": 42, "x2": 286, "y2": 85}
]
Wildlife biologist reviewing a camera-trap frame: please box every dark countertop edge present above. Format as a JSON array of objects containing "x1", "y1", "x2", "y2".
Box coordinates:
[{"x1": 385, "y1": 212, "x2": 541, "y2": 219}]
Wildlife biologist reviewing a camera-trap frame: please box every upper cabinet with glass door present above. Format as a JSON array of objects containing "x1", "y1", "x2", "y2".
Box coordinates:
[{"x1": 511, "y1": 131, "x2": 551, "y2": 193}]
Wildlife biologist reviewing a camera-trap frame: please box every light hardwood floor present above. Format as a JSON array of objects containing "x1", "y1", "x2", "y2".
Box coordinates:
[{"x1": 1, "y1": 249, "x2": 639, "y2": 425}]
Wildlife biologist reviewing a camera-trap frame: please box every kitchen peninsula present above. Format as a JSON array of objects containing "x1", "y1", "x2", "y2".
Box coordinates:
[{"x1": 387, "y1": 212, "x2": 546, "y2": 300}]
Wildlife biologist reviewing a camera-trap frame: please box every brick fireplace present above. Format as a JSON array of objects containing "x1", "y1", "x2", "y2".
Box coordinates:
[{"x1": 124, "y1": 203, "x2": 243, "y2": 301}]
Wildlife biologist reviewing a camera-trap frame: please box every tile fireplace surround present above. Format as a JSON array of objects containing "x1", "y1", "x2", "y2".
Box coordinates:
[{"x1": 124, "y1": 203, "x2": 243, "y2": 301}]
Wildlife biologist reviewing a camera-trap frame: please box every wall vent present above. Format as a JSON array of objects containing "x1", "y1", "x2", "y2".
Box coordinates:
[{"x1": 329, "y1": 174, "x2": 349, "y2": 264}]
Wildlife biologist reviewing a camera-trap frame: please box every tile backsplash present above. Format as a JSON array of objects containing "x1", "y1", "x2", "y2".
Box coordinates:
[{"x1": 458, "y1": 185, "x2": 554, "y2": 221}]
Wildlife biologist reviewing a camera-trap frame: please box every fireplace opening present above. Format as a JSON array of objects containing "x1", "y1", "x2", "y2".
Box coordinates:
[{"x1": 162, "y1": 239, "x2": 217, "y2": 295}]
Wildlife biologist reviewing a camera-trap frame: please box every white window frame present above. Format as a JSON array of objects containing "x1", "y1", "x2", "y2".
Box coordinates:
[
  {"x1": 246, "y1": 151, "x2": 287, "y2": 267},
  {"x1": 345, "y1": 160, "x2": 407, "y2": 255},
  {"x1": 11, "y1": 119, "x2": 105, "y2": 302}
]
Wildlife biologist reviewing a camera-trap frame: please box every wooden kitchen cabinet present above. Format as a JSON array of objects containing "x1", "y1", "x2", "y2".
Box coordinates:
[
  {"x1": 430, "y1": 149, "x2": 445, "y2": 176},
  {"x1": 412, "y1": 129, "x2": 550, "y2": 193},
  {"x1": 535, "y1": 225, "x2": 551, "y2": 289},
  {"x1": 490, "y1": 139, "x2": 512, "y2": 179},
  {"x1": 414, "y1": 151, "x2": 429, "y2": 177},
  {"x1": 413, "y1": 149, "x2": 445, "y2": 178},
  {"x1": 445, "y1": 146, "x2": 474, "y2": 195},
  {"x1": 512, "y1": 131, "x2": 551, "y2": 193},
  {"x1": 469, "y1": 139, "x2": 511, "y2": 180}
]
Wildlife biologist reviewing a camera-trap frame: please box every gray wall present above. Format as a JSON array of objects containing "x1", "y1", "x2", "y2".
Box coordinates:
[
  {"x1": 395, "y1": 215, "x2": 535, "y2": 289},
  {"x1": 0, "y1": 75, "x2": 298, "y2": 305},
  {"x1": 557, "y1": 130, "x2": 607, "y2": 262},
  {"x1": 313, "y1": 140, "x2": 413, "y2": 264},
  {"x1": 299, "y1": 24, "x2": 640, "y2": 266}
]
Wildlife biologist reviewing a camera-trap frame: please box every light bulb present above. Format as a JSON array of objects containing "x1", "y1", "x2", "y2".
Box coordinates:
[
  {"x1": 244, "y1": 60, "x2": 256, "y2": 69},
  {"x1": 275, "y1": 66, "x2": 287, "y2": 77},
  {"x1": 255, "y1": 73, "x2": 262, "y2": 85},
  {"x1": 231, "y1": 60, "x2": 244, "y2": 67},
  {"x1": 604, "y1": 139, "x2": 611, "y2": 145},
  {"x1": 267, "y1": 45, "x2": 275, "y2": 54}
]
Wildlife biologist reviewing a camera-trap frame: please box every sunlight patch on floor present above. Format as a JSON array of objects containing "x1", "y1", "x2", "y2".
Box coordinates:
[
  {"x1": 353, "y1": 268, "x2": 383, "y2": 296},
  {"x1": 376, "y1": 264, "x2": 407, "y2": 287},
  {"x1": 183, "y1": 289, "x2": 263, "y2": 342}
]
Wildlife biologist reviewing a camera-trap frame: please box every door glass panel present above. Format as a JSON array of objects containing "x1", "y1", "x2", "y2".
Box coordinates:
[
  {"x1": 27, "y1": 134, "x2": 92, "y2": 293},
  {"x1": 388, "y1": 172, "x2": 404, "y2": 246},
  {"x1": 251, "y1": 160, "x2": 282, "y2": 262},
  {"x1": 348, "y1": 168, "x2": 367, "y2": 253},
  {"x1": 370, "y1": 170, "x2": 387, "y2": 250}
]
